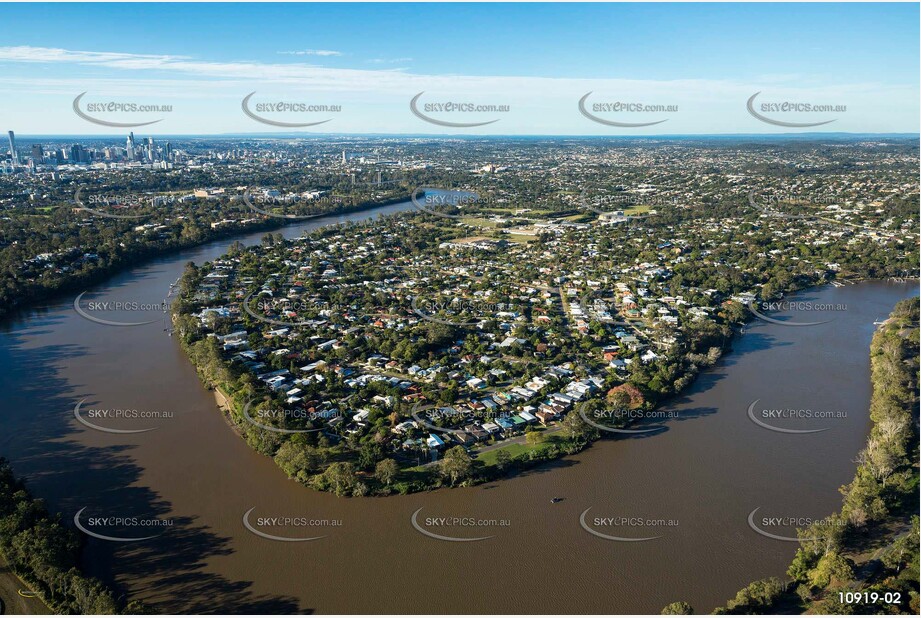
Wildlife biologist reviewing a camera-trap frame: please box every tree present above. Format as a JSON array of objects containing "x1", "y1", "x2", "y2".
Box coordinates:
[
  {"x1": 661, "y1": 601, "x2": 693, "y2": 614},
  {"x1": 560, "y1": 409, "x2": 595, "y2": 442},
  {"x1": 274, "y1": 441, "x2": 324, "y2": 482},
  {"x1": 375, "y1": 458, "x2": 399, "y2": 486},
  {"x1": 358, "y1": 442, "x2": 385, "y2": 470},
  {"x1": 808, "y1": 551, "x2": 854, "y2": 590},
  {"x1": 606, "y1": 383, "x2": 645, "y2": 408},
  {"x1": 525, "y1": 429, "x2": 545, "y2": 446},
  {"x1": 721, "y1": 577, "x2": 785, "y2": 613},
  {"x1": 320, "y1": 462, "x2": 360, "y2": 497},
  {"x1": 494, "y1": 449, "x2": 512, "y2": 471},
  {"x1": 608, "y1": 388, "x2": 632, "y2": 409},
  {"x1": 439, "y1": 446, "x2": 473, "y2": 486}
]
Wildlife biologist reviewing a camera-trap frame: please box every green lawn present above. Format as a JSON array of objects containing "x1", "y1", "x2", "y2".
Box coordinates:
[
  {"x1": 625, "y1": 204, "x2": 653, "y2": 215},
  {"x1": 505, "y1": 234, "x2": 538, "y2": 244},
  {"x1": 459, "y1": 217, "x2": 499, "y2": 228},
  {"x1": 476, "y1": 442, "x2": 534, "y2": 466}
]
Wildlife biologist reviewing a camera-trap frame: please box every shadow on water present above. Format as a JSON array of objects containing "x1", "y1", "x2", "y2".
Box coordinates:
[
  {"x1": 0, "y1": 312, "x2": 307, "y2": 614},
  {"x1": 717, "y1": 330, "x2": 792, "y2": 368},
  {"x1": 508, "y1": 456, "x2": 579, "y2": 481},
  {"x1": 468, "y1": 331, "x2": 793, "y2": 478}
]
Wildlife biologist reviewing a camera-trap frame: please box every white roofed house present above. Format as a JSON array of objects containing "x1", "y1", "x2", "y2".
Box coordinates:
[
  {"x1": 466, "y1": 377, "x2": 487, "y2": 389},
  {"x1": 426, "y1": 433, "x2": 446, "y2": 449},
  {"x1": 392, "y1": 420, "x2": 418, "y2": 435}
]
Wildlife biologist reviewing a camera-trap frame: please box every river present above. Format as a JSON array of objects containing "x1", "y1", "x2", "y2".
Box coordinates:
[{"x1": 0, "y1": 196, "x2": 915, "y2": 613}]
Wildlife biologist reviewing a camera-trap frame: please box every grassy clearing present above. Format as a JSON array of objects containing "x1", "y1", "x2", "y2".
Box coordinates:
[
  {"x1": 505, "y1": 234, "x2": 538, "y2": 244},
  {"x1": 476, "y1": 442, "x2": 535, "y2": 465}
]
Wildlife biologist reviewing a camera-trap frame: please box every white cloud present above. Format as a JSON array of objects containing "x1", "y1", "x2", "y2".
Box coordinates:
[
  {"x1": 369, "y1": 57, "x2": 413, "y2": 64},
  {"x1": 0, "y1": 46, "x2": 915, "y2": 134},
  {"x1": 278, "y1": 49, "x2": 342, "y2": 57}
]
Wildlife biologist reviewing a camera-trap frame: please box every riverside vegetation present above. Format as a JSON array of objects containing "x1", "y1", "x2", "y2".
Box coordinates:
[
  {"x1": 0, "y1": 458, "x2": 148, "y2": 614},
  {"x1": 662, "y1": 297, "x2": 919, "y2": 615},
  {"x1": 172, "y1": 184, "x2": 914, "y2": 498}
]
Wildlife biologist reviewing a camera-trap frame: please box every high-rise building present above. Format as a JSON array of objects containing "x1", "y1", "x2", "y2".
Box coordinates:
[
  {"x1": 342, "y1": 150, "x2": 347, "y2": 164},
  {"x1": 71, "y1": 144, "x2": 86, "y2": 164},
  {"x1": 126, "y1": 132, "x2": 136, "y2": 161},
  {"x1": 7, "y1": 131, "x2": 17, "y2": 164},
  {"x1": 147, "y1": 136, "x2": 155, "y2": 161},
  {"x1": 165, "y1": 141, "x2": 172, "y2": 162},
  {"x1": 31, "y1": 144, "x2": 43, "y2": 161}
]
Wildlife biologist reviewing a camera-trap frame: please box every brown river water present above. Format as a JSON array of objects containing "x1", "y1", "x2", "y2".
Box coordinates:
[{"x1": 0, "y1": 198, "x2": 915, "y2": 613}]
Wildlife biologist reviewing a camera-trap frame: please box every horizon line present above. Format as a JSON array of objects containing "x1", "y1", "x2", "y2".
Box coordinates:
[{"x1": 8, "y1": 131, "x2": 921, "y2": 140}]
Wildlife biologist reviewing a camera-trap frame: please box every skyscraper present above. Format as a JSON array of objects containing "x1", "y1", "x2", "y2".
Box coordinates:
[
  {"x1": 126, "y1": 132, "x2": 136, "y2": 161},
  {"x1": 71, "y1": 144, "x2": 85, "y2": 164},
  {"x1": 7, "y1": 131, "x2": 17, "y2": 164}
]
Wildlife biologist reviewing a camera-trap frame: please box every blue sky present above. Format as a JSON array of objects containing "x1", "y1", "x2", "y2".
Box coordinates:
[{"x1": 1, "y1": 2, "x2": 918, "y2": 135}]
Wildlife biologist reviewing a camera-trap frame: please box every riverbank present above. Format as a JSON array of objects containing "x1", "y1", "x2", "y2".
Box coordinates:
[
  {"x1": 0, "y1": 552, "x2": 51, "y2": 615},
  {"x1": 0, "y1": 266, "x2": 914, "y2": 612},
  {"x1": 173, "y1": 208, "x2": 887, "y2": 498},
  {"x1": 179, "y1": 328, "x2": 596, "y2": 496},
  {"x1": 0, "y1": 458, "x2": 139, "y2": 614},
  {"x1": 709, "y1": 296, "x2": 919, "y2": 615},
  {"x1": 0, "y1": 193, "x2": 413, "y2": 325},
  {"x1": 175, "y1": 186, "x2": 918, "y2": 500}
]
